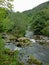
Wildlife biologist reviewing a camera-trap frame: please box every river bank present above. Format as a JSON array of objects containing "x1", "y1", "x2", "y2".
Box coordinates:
[{"x1": 0, "y1": 33, "x2": 49, "y2": 65}]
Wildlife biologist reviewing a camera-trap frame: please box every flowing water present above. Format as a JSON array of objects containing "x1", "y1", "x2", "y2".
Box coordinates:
[
  {"x1": 25, "y1": 26, "x2": 33, "y2": 38},
  {"x1": 5, "y1": 43, "x2": 21, "y2": 51},
  {"x1": 18, "y1": 27, "x2": 49, "y2": 65},
  {"x1": 5, "y1": 26, "x2": 49, "y2": 65},
  {"x1": 19, "y1": 40, "x2": 49, "y2": 65}
]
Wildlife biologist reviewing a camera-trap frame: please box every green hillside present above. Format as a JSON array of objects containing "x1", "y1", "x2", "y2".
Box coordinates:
[
  {"x1": 23, "y1": 1, "x2": 49, "y2": 17},
  {"x1": 23, "y1": 1, "x2": 49, "y2": 36},
  {"x1": 0, "y1": 1, "x2": 49, "y2": 37}
]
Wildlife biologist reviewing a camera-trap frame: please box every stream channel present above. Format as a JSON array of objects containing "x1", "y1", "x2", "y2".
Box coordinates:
[{"x1": 5, "y1": 28, "x2": 49, "y2": 65}]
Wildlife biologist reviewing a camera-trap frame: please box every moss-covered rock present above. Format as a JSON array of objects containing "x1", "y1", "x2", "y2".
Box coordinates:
[
  {"x1": 8, "y1": 35, "x2": 16, "y2": 41},
  {"x1": 18, "y1": 37, "x2": 30, "y2": 42},
  {"x1": 27, "y1": 55, "x2": 42, "y2": 65},
  {"x1": 46, "y1": 63, "x2": 49, "y2": 65},
  {"x1": 16, "y1": 37, "x2": 31, "y2": 47},
  {"x1": 4, "y1": 48, "x2": 14, "y2": 56}
]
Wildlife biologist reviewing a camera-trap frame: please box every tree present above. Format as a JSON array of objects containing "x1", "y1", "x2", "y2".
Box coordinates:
[
  {"x1": 0, "y1": 0, "x2": 14, "y2": 10},
  {"x1": 41, "y1": 20, "x2": 49, "y2": 36},
  {"x1": 0, "y1": 7, "x2": 9, "y2": 32},
  {"x1": 30, "y1": 15, "x2": 45, "y2": 35},
  {"x1": 0, "y1": 0, "x2": 14, "y2": 32}
]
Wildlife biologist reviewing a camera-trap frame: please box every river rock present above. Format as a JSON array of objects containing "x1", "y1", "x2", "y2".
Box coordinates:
[
  {"x1": 1, "y1": 33, "x2": 8, "y2": 39},
  {"x1": 27, "y1": 55, "x2": 42, "y2": 65},
  {"x1": 16, "y1": 37, "x2": 31, "y2": 47}
]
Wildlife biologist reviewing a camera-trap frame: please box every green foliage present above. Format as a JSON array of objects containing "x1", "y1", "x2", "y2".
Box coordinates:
[
  {"x1": 0, "y1": 49, "x2": 19, "y2": 65},
  {"x1": 23, "y1": 1, "x2": 49, "y2": 36},
  {"x1": 0, "y1": 46, "x2": 19, "y2": 65},
  {"x1": 28, "y1": 2, "x2": 49, "y2": 36},
  {"x1": 0, "y1": 1, "x2": 49, "y2": 37},
  {"x1": 46, "y1": 63, "x2": 49, "y2": 65},
  {"x1": 0, "y1": 8, "x2": 8, "y2": 21},
  {"x1": 0, "y1": 22, "x2": 4, "y2": 32},
  {"x1": 41, "y1": 20, "x2": 49, "y2": 36},
  {"x1": 0, "y1": 35, "x2": 5, "y2": 52},
  {"x1": 0, "y1": 7, "x2": 29, "y2": 37},
  {"x1": 0, "y1": 0, "x2": 14, "y2": 10},
  {"x1": 0, "y1": 35, "x2": 19, "y2": 65},
  {"x1": 0, "y1": 7, "x2": 9, "y2": 32},
  {"x1": 42, "y1": 26, "x2": 49, "y2": 36},
  {"x1": 23, "y1": 1, "x2": 49, "y2": 18},
  {"x1": 6, "y1": 12, "x2": 29, "y2": 37},
  {"x1": 30, "y1": 13, "x2": 45, "y2": 34}
]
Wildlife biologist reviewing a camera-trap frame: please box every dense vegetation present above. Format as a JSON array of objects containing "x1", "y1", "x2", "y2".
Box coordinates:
[
  {"x1": 23, "y1": 1, "x2": 49, "y2": 36},
  {"x1": 30, "y1": 7, "x2": 49, "y2": 36},
  {"x1": 0, "y1": 1, "x2": 49, "y2": 37},
  {"x1": 0, "y1": 7, "x2": 29, "y2": 37}
]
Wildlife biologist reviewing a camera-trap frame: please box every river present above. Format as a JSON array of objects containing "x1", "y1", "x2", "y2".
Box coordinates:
[
  {"x1": 5, "y1": 28, "x2": 49, "y2": 65},
  {"x1": 18, "y1": 38, "x2": 49, "y2": 65},
  {"x1": 18, "y1": 28, "x2": 49, "y2": 65}
]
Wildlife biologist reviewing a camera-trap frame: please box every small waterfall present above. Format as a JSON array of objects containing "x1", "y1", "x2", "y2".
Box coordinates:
[
  {"x1": 25, "y1": 26, "x2": 33, "y2": 38},
  {"x1": 25, "y1": 26, "x2": 36, "y2": 43},
  {"x1": 25, "y1": 30, "x2": 33, "y2": 38}
]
